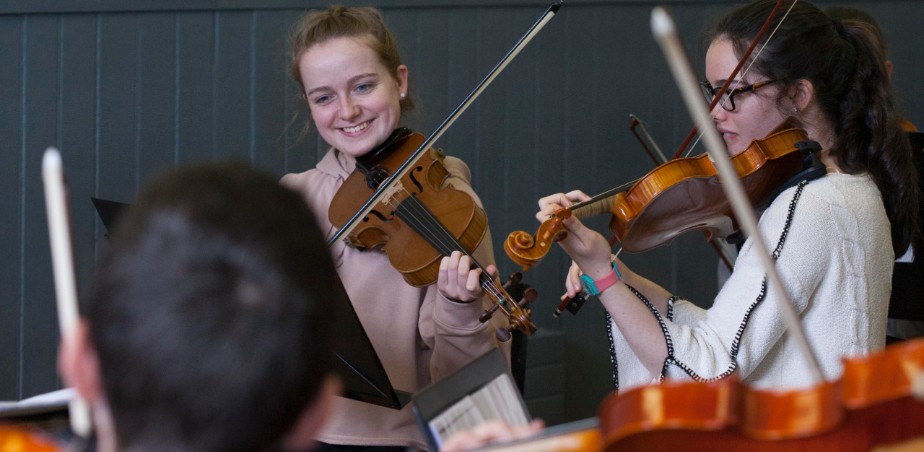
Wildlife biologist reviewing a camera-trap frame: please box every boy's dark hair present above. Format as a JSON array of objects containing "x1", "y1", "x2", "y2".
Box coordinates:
[{"x1": 84, "y1": 163, "x2": 337, "y2": 451}]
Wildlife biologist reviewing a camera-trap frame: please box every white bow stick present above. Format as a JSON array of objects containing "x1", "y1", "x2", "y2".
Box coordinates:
[{"x1": 42, "y1": 148, "x2": 94, "y2": 438}]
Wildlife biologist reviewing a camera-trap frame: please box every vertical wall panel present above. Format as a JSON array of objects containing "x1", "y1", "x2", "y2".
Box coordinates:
[
  {"x1": 137, "y1": 13, "x2": 178, "y2": 185},
  {"x1": 437, "y1": 9, "x2": 479, "y2": 176},
  {"x1": 282, "y1": 9, "x2": 317, "y2": 175},
  {"x1": 21, "y1": 15, "x2": 61, "y2": 398},
  {"x1": 879, "y1": 1, "x2": 924, "y2": 127},
  {"x1": 213, "y1": 11, "x2": 253, "y2": 162},
  {"x1": 413, "y1": 9, "x2": 451, "y2": 132},
  {"x1": 471, "y1": 8, "x2": 527, "y2": 232},
  {"x1": 0, "y1": 16, "x2": 24, "y2": 400},
  {"x1": 60, "y1": 14, "x2": 100, "y2": 309},
  {"x1": 252, "y1": 10, "x2": 290, "y2": 174},
  {"x1": 177, "y1": 12, "x2": 215, "y2": 165},
  {"x1": 97, "y1": 14, "x2": 139, "y2": 199}
]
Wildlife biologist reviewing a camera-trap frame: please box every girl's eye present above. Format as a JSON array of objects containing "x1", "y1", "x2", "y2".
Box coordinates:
[
  {"x1": 312, "y1": 95, "x2": 332, "y2": 106},
  {"x1": 355, "y1": 83, "x2": 374, "y2": 94}
]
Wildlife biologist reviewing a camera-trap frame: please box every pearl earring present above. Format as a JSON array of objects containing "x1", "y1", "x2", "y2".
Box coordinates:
[
  {"x1": 792, "y1": 107, "x2": 799, "y2": 113},
  {"x1": 400, "y1": 92, "x2": 406, "y2": 99}
]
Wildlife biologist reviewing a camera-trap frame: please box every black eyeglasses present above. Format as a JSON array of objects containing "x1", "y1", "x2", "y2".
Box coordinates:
[{"x1": 700, "y1": 79, "x2": 777, "y2": 112}]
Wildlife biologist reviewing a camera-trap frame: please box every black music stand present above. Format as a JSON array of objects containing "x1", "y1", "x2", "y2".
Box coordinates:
[
  {"x1": 91, "y1": 197, "x2": 130, "y2": 237},
  {"x1": 888, "y1": 132, "x2": 924, "y2": 324},
  {"x1": 91, "y1": 197, "x2": 411, "y2": 409}
]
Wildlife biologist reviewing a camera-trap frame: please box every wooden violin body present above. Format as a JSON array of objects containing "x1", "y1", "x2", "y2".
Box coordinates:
[
  {"x1": 505, "y1": 126, "x2": 819, "y2": 270},
  {"x1": 598, "y1": 338, "x2": 924, "y2": 451},
  {"x1": 329, "y1": 128, "x2": 536, "y2": 338},
  {"x1": 329, "y1": 129, "x2": 486, "y2": 288},
  {"x1": 0, "y1": 425, "x2": 62, "y2": 451},
  {"x1": 609, "y1": 126, "x2": 813, "y2": 253}
]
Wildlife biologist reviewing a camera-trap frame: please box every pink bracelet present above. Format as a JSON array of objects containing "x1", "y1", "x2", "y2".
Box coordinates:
[{"x1": 579, "y1": 262, "x2": 622, "y2": 296}]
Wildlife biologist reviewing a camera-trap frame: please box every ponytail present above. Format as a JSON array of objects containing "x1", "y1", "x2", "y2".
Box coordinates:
[{"x1": 833, "y1": 20, "x2": 919, "y2": 254}]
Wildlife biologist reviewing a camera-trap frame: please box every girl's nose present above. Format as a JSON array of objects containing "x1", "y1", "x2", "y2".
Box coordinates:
[{"x1": 339, "y1": 97, "x2": 360, "y2": 120}]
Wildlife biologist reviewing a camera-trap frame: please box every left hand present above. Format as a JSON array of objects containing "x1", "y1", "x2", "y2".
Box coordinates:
[
  {"x1": 438, "y1": 250, "x2": 496, "y2": 303},
  {"x1": 536, "y1": 193, "x2": 613, "y2": 281}
]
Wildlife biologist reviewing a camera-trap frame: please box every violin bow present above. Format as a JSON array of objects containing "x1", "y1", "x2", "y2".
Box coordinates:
[
  {"x1": 42, "y1": 148, "x2": 94, "y2": 438},
  {"x1": 328, "y1": 1, "x2": 563, "y2": 247},
  {"x1": 629, "y1": 114, "x2": 669, "y2": 165},
  {"x1": 671, "y1": 0, "x2": 791, "y2": 160},
  {"x1": 651, "y1": 6, "x2": 823, "y2": 382}
]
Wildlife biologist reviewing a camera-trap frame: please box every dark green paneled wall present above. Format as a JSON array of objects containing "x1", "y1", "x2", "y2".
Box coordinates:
[{"x1": 2, "y1": 0, "x2": 922, "y2": 424}]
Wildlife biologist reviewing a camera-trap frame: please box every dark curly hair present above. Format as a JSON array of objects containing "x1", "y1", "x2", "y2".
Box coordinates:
[{"x1": 703, "y1": 0, "x2": 920, "y2": 254}]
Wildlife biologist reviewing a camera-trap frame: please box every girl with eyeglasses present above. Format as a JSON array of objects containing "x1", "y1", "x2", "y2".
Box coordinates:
[{"x1": 535, "y1": 0, "x2": 919, "y2": 392}]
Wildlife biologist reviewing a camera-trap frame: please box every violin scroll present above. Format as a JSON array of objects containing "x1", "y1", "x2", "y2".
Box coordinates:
[
  {"x1": 479, "y1": 279, "x2": 538, "y2": 341},
  {"x1": 504, "y1": 208, "x2": 572, "y2": 271},
  {"x1": 495, "y1": 304, "x2": 537, "y2": 342}
]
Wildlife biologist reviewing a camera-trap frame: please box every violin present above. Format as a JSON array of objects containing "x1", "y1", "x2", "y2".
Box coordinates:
[
  {"x1": 598, "y1": 338, "x2": 924, "y2": 451},
  {"x1": 324, "y1": 3, "x2": 562, "y2": 340},
  {"x1": 504, "y1": 123, "x2": 822, "y2": 271},
  {"x1": 594, "y1": 6, "x2": 924, "y2": 450},
  {"x1": 0, "y1": 425, "x2": 62, "y2": 451},
  {"x1": 328, "y1": 128, "x2": 536, "y2": 340}
]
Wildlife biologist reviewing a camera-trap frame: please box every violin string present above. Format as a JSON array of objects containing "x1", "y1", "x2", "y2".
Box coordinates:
[
  {"x1": 371, "y1": 172, "x2": 512, "y2": 308},
  {"x1": 573, "y1": 178, "x2": 639, "y2": 211},
  {"x1": 400, "y1": 195, "x2": 509, "y2": 304},
  {"x1": 381, "y1": 186, "x2": 508, "y2": 304},
  {"x1": 686, "y1": 0, "x2": 799, "y2": 158}
]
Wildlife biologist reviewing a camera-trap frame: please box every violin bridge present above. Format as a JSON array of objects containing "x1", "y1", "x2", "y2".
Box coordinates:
[{"x1": 380, "y1": 181, "x2": 406, "y2": 207}]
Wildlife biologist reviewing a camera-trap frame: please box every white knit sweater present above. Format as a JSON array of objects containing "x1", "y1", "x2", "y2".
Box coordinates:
[{"x1": 611, "y1": 173, "x2": 894, "y2": 391}]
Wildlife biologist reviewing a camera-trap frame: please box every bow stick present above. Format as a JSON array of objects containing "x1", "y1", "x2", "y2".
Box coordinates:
[
  {"x1": 328, "y1": 1, "x2": 563, "y2": 247},
  {"x1": 42, "y1": 148, "x2": 94, "y2": 438}
]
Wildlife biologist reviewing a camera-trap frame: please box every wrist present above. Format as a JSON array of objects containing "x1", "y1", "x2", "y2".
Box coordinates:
[{"x1": 580, "y1": 262, "x2": 622, "y2": 297}]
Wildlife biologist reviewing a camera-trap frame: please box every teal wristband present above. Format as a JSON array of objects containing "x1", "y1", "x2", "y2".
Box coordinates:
[{"x1": 579, "y1": 262, "x2": 622, "y2": 297}]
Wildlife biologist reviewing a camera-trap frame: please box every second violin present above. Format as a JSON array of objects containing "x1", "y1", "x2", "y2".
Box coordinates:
[{"x1": 505, "y1": 124, "x2": 822, "y2": 270}]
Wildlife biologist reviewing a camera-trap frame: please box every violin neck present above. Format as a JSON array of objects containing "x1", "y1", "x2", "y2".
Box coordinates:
[{"x1": 571, "y1": 193, "x2": 618, "y2": 220}]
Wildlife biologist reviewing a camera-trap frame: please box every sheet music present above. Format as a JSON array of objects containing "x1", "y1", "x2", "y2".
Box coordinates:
[
  {"x1": 0, "y1": 389, "x2": 73, "y2": 417},
  {"x1": 426, "y1": 374, "x2": 529, "y2": 447}
]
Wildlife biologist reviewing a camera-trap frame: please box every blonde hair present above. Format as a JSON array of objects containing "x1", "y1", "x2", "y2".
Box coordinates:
[{"x1": 289, "y1": 5, "x2": 414, "y2": 112}]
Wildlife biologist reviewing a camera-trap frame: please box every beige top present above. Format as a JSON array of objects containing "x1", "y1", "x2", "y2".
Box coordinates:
[{"x1": 281, "y1": 147, "x2": 510, "y2": 449}]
